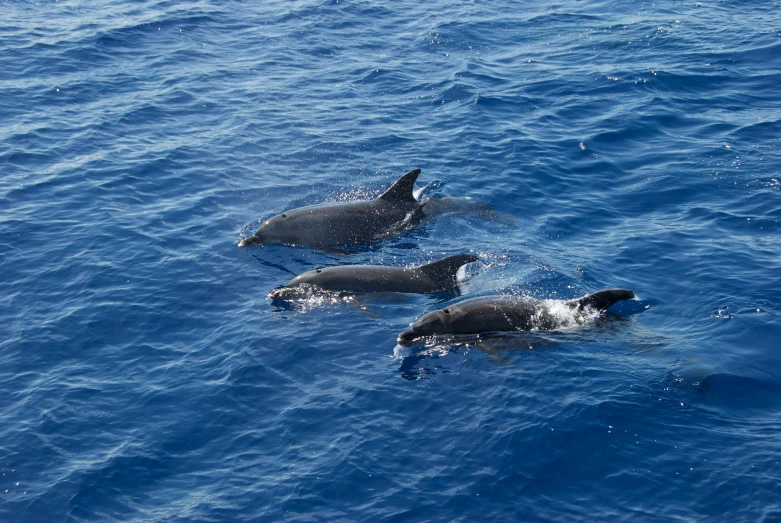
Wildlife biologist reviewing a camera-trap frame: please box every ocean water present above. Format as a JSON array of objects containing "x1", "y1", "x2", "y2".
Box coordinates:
[{"x1": 2, "y1": 0, "x2": 780, "y2": 520}]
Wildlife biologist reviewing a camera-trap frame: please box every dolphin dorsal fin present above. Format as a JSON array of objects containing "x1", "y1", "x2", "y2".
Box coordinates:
[
  {"x1": 379, "y1": 169, "x2": 421, "y2": 202},
  {"x1": 418, "y1": 254, "x2": 480, "y2": 283},
  {"x1": 573, "y1": 289, "x2": 635, "y2": 312}
]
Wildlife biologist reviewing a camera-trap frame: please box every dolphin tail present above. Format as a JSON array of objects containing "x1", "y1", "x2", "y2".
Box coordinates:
[
  {"x1": 417, "y1": 254, "x2": 480, "y2": 287},
  {"x1": 379, "y1": 169, "x2": 421, "y2": 203},
  {"x1": 573, "y1": 289, "x2": 635, "y2": 312}
]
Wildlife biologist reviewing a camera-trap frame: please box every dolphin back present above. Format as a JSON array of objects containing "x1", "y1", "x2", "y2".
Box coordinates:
[
  {"x1": 574, "y1": 289, "x2": 635, "y2": 312},
  {"x1": 417, "y1": 254, "x2": 479, "y2": 286}
]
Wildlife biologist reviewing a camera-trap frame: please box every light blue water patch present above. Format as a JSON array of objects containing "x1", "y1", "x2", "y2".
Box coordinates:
[{"x1": 1, "y1": 0, "x2": 780, "y2": 520}]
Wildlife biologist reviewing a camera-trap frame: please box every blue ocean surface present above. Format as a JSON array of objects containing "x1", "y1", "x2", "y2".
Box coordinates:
[{"x1": 2, "y1": 0, "x2": 780, "y2": 520}]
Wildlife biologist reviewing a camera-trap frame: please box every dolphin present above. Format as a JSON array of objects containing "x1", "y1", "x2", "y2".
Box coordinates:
[
  {"x1": 239, "y1": 169, "x2": 426, "y2": 250},
  {"x1": 268, "y1": 254, "x2": 480, "y2": 299},
  {"x1": 398, "y1": 289, "x2": 636, "y2": 343}
]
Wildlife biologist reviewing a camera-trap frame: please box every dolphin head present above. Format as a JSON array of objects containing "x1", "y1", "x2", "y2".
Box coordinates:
[
  {"x1": 268, "y1": 287, "x2": 295, "y2": 300},
  {"x1": 238, "y1": 234, "x2": 264, "y2": 247},
  {"x1": 398, "y1": 307, "x2": 454, "y2": 343},
  {"x1": 267, "y1": 270, "x2": 325, "y2": 300},
  {"x1": 239, "y1": 212, "x2": 297, "y2": 247},
  {"x1": 268, "y1": 285, "x2": 309, "y2": 300}
]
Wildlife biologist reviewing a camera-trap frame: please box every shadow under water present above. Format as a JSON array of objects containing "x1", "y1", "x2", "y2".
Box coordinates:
[{"x1": 393, "y1": 331, "x2": 566, "y2": 381}]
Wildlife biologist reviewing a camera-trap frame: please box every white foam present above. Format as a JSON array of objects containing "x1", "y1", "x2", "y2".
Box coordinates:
[{"x1": 532, "y1": 299, "x2": 601, "y2": 331}]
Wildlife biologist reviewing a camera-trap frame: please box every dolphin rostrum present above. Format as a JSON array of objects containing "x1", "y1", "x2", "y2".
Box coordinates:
[
  {"x1": 269, "y1": 254, "x2": 480, "y2": 299},
  {"x1": 398, "y1": 289, "x2": 636, "y2": 343}
]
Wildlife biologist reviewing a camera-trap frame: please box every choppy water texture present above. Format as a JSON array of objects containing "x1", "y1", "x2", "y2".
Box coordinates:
[{"x1": 2, "y1": 0, "x2": 780, "y2": 520}]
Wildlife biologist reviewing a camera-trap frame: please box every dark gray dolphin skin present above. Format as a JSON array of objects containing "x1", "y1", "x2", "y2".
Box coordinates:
[
  {"x1": 398, "y1": 289, "x2": 636, "y2": 343},
  {"x1": 269, "y1": 254, "x2": 479, "y2": 299},
  {"x1": 239, "y1": 169, "x2": 425, "y2": 250}
]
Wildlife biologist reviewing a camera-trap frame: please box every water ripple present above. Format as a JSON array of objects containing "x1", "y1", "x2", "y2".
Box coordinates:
[{"x1": 1, "y1": 0, "x2": 780, "y2": 520}]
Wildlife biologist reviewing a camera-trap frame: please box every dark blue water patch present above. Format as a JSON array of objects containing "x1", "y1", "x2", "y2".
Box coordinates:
[{"x1": 728, "y1": 118, "x2": 781, "y2": 143}]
